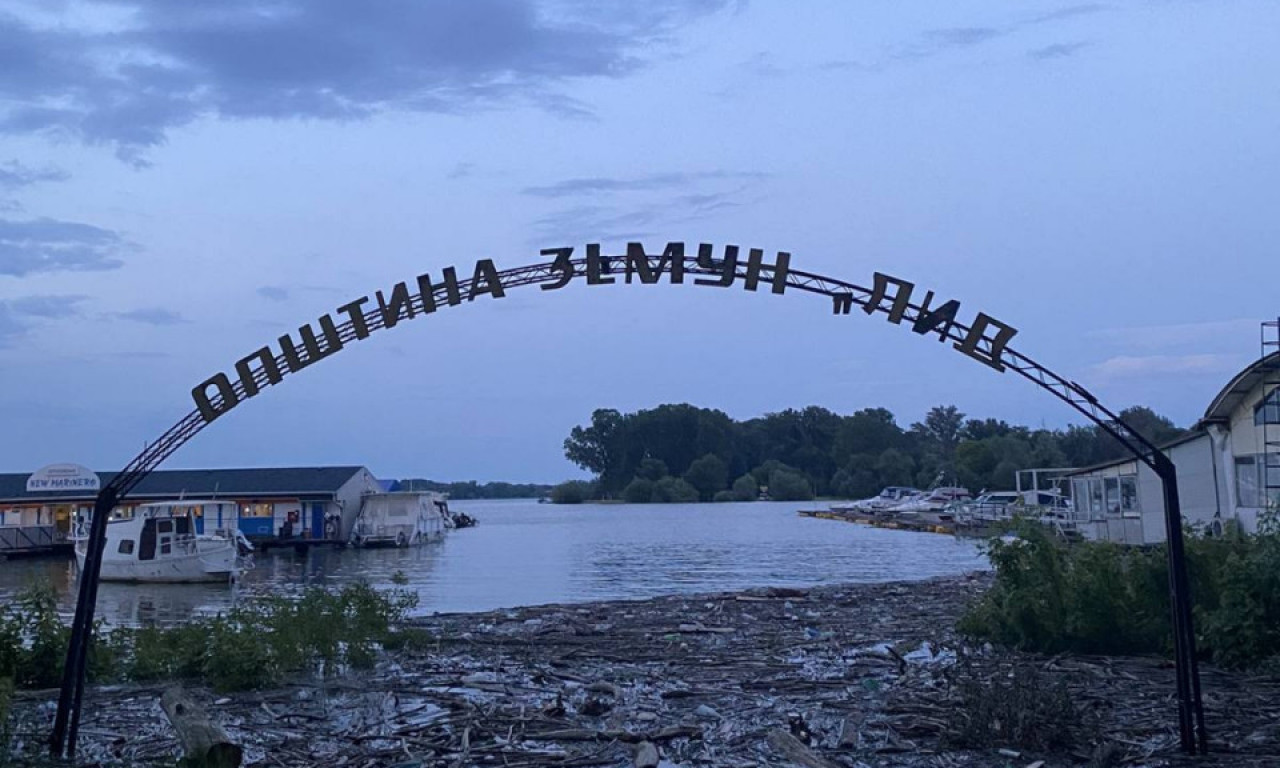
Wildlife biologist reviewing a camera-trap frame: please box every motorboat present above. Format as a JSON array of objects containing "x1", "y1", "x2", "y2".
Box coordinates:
[
  {"x1": 73, "y1": 500, "x2": 245, "y2": 583},
  {"x1": 350, "y1": 491, "x2": 449, "y2": 548},
  {"x1": 889, "y1": 486, "x2": 971, "y2": 515},
  {"x1": 839, "y1": 486, "x2": 923, "y2": 513}
]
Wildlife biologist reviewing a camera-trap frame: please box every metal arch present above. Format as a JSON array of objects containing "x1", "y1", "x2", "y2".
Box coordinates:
[{"x1": 52, "y1": 252, "x2": 1208, "y2": 757}]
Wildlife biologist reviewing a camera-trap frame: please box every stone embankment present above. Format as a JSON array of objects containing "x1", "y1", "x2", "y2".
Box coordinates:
[{"x1": 9, "y1": 574, "x2": 1280, "y2": 767}]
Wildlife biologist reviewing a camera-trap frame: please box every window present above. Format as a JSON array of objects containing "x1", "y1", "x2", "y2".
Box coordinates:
[
  {"x1": 1236, "y1": 456, "x2": 1260, "y2": 507},
  {"x1": 1120, "y1": 477, "x2": 1139, "y2": 517},
  {"x1": 242, "y1": 503, "x2": 273, "y2": 518},
  {"x1": 157, "y1": 519, "x2": 173, "y2": 534},
  {"x1": 117, "y1": 539, "x2": 134, "y2": 554},
  {"x1": 160, "y1": 541, "x2": 171, "y2": 555},
  {"x1": 1255, "y1": 388, "x2": 1280, "y2": 426}
]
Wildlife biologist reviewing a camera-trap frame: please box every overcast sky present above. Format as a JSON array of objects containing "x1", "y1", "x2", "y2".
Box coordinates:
[{"x1": 1, "y1": 0, "x2": 1277, "y2": 483}]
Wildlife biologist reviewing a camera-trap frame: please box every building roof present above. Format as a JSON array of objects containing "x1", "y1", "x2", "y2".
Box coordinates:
[
  {"x1": 1065, "y1": 429, "x2": 1209, "y2": 477},
  {"x1": 1202, "y1": 352, "x2": 1280, "y2": 424},
  {"x1": 0, "y1": 466, "x2": 367, "y2": 504}
]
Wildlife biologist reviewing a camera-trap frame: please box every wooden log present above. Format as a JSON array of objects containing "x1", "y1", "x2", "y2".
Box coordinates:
[{"x1": 160, "y1": 687, "x2": 243, "y2": 768}]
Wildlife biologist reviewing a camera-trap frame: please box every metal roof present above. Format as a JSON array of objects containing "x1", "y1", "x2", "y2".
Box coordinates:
[
  {"x1": 1201, "y1": 352, "x2": 1280, "y2": 424},
  {"x1": 0, "y1": 466, "x2": 367, "y2": 504},
  {"x1": 1064, "y1": 430, "x2": 1209, "y2": 477}
]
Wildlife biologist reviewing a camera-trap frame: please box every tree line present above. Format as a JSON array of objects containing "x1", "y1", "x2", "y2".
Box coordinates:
[
  {"x1": 396, "y1": 479, "x2": 553, "y2": 500},
  {"x1": 552, "y1": 403, "x2": 1185, "y2": 503}
]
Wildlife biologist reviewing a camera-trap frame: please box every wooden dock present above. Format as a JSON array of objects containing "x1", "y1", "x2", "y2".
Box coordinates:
[{"x1": 797, "y1": 508, "x2": 956, "y2": 536}]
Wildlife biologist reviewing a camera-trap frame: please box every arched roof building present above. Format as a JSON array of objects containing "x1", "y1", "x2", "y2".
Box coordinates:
[{"x1": 1068, "y1": 349, "x2": 1280, "y2": 544}]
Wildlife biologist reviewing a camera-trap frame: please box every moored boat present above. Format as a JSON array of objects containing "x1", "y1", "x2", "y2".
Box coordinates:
[
  {"x1": 73, "y1": 500, "x2": 245, "y2": 583},
  {"x1": 350, "y1": 491, "x2": 449, "y2": 548}
]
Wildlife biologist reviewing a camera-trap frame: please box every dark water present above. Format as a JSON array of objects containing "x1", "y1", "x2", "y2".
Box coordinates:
[{"x1": 0, "y1": 500, "x2": 988, "y2": 626}]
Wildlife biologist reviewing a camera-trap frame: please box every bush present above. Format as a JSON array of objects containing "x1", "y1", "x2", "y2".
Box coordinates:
[
  {"x1": 623, "y1": 477, "x2": 654, "y2": 503},
  {"x1": 712, "y1": 490, "x2": 734, "y2": 502},
  {"x1": 730, "y1": 474, "x2": 758, "y2": 501},
  {"x1": 0, "y1": 583, "x2": 419, "y2": 695},
  {"x1": 945, "y1": 657, "x2": 1083, "y2": 752},
  {"x1": 651, "y1": 476, "x2": 699, "y2": 503},
  {"x1": 549, "y1": 480, "x2": 596, "y2": 504},
  {"x1": 960, "y1": 513, "x2": 1280, "y2": 668},
  {"x1": 768, "y1": 469, "x2": 814, "y2": 501}
]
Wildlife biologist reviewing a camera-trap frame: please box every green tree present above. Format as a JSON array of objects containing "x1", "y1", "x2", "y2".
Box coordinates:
[
  {"x1": 563, "y1": 409, "x2": 628, "y2": 492},
  {"x1": 911, "y1": 405, "x2": 966, "y2": 474},
  {"x1": 768, "y1": 468, "x2": 814, "y2": 501},
  {"x1": 549, "y1": 480, "x2": 595, "y2": 504},
  {"x1": 635, "y1": 457, "x2": 669, "y2": 481},
  {"x1": 622, "y1": 477, "x2": 655, "y2": 503},
  {"x1": 684, "y1": 453, "x2": 729, "y2": 501},
  {"x1": 651, "y1": 476, "x2": 699, "y2": 503},
  {"x1": 731, "y1": 473, "x2": 758, "y2": 501},
  {"x1": 874, "y1": 448, "x2": 916, "y2": 488}
]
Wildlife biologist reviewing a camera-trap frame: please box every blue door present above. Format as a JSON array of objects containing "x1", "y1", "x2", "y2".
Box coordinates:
[{"x1": 311, "y1": 503, "x2": 325, "y2": 538}]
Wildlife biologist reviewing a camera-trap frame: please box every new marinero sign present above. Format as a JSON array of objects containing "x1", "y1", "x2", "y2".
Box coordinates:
[
  {"x1": 191, "y1": 242, "x2": 1020, "y2": 424},
  {"x1": 27, "y1": 463, "x2": 100, "y2": 493}
]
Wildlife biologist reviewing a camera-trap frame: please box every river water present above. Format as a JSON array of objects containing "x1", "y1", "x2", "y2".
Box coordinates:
[{"x1": 0, "y1": 500, "x2": 989, "y2": 626}]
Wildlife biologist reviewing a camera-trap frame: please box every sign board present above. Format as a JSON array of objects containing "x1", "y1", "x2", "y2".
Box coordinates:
[{"x1": 26, "y1": 464, "x2": 101, "y2": 493}]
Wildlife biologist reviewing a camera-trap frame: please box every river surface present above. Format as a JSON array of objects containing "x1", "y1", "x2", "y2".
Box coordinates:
[{"x1": 0, "y1": 500, "x2": 989, "y2": 626}]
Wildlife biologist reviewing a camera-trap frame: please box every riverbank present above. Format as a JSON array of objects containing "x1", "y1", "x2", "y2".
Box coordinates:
[{"x1": 9, "y1": 574, "x2": 1280, "y2": 767}]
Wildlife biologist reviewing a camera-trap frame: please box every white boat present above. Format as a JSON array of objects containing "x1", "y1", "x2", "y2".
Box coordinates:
[
  {"x1": 889, "y1": 486, "x2": 972, "y2": 515},
  {"x1": 350, "y1": 491, "x2": 449, "y2": 548},
  {"x1": 840, "y1": 486, "x2": 923, "y2": 513},
  {"x1": 73, "y1": 500, "x2": 245, "y2": 583}
]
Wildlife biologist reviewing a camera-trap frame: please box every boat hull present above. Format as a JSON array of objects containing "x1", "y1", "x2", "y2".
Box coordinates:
[{"x1": 75, "y1": 543, "x2": 239, "y2": 583}]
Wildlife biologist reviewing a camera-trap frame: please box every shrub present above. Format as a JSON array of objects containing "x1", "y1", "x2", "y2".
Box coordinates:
[
  {"x1": 623, "y1": 477, "x2": 654, "y2": 503},
  {"x1": 960, "y1": 514, "x2": 1280, "y2": 668},
  {"x1": 946, "y1": 657, "x2": 1083, "y2": 752},
  {"x1": 651, "y1": 477, "x2": 699, "y2": 503},
  {"x1": 767, "y1": 469, "x2": 813, "y2": 501},
  {"x1": 550, "y1": 480, "x2": 596, "y2": 504},
  {"x1": 712, "y1": 490, "x2": 734, "y2": 502},
  {"x1": 730, "y1": 474, "x2": 758, "y2": 501}
]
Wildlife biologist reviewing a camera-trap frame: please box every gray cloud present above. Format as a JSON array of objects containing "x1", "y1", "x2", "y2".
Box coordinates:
[
  {"x1": 0, "y1": 1, "x2": 731, "y2": 162},
  {"x1": 0, "y1": 161, "x2": 69, "y2": 189},
  {"x1": 257, "y1": 285, "x2": 289, "y2": 301},
  {"x1": 0, "y1": 217, "x2": 131, "y2": 276},
  {"x1": 112, "y1": 307, "x2": 186, "y2": 325},
  {"x1": 1030, "y1": 42, "x2": 1090, "y2": 60},
  {"x1": 897, "y1": 4, "x2": 1105, "y2": 61},
  {"x1": 0, "y1": 294, "x2": 88, "y2": 347},
  {"x1": 523, "y1": 171, "x2": 765, "y2": 198}
]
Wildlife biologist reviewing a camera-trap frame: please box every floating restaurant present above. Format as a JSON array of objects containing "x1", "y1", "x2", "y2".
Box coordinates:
[{"x1": 0, "y1": 465, "x2": 383, "y2": 555}]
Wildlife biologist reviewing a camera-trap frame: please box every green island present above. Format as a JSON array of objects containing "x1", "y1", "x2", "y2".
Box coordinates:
[{"x1": 549, "y1": 402, "x2": 1185, "y2": 503}]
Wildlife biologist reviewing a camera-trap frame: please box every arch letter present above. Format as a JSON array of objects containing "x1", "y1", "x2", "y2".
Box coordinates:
[
  {"x1": 468, "y1": 259, "x2": 506, "y2": 301},
  {"x1": 337, "y1": 297, "x2": 371, "y2": 339},
  {"x1": 586, "y1": 244, "x2": 615, "y2": 285},
  {"x1": 235, "y1": 347, "x2": 283, "y2": 398},
  {"x1": 193, "y1": 373, "x2": 240, "y2": 423},
  {"x1": 695, "y1": 244, "x2": 739, "y2": 287},
  {"x1": 625, "y1": 242, "x2": 686, "y2": 284},
  {"x1": 743, "y1": 249, "x2": 790, "y2": 294},
  {"x1": 955, "y1": 313, "x2": 1018, "y2": 371},
  {"x1": 377, "y1": 282, "x2": 416, "y2": 328},
  {"x1": 540, "y1": 248, "x2": 575, "y2": 291},
  {"x1": 863, "y1": 272, "x2": 914, "y2": 324}
]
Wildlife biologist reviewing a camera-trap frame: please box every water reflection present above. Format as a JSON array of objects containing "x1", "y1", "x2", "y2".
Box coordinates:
[{"x1": 0, "y1": 500, "x2": 989, "y2": 626}]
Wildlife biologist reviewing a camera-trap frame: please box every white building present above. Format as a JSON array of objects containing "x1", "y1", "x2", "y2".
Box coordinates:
[{"x1": 1068, "y1": 351, "x2": 1279, "y2": 545}]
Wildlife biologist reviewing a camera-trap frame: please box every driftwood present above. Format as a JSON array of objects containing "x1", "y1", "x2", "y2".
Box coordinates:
[{"x1": 160, "y1": 686, "x2": 243, "y2": 768}]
